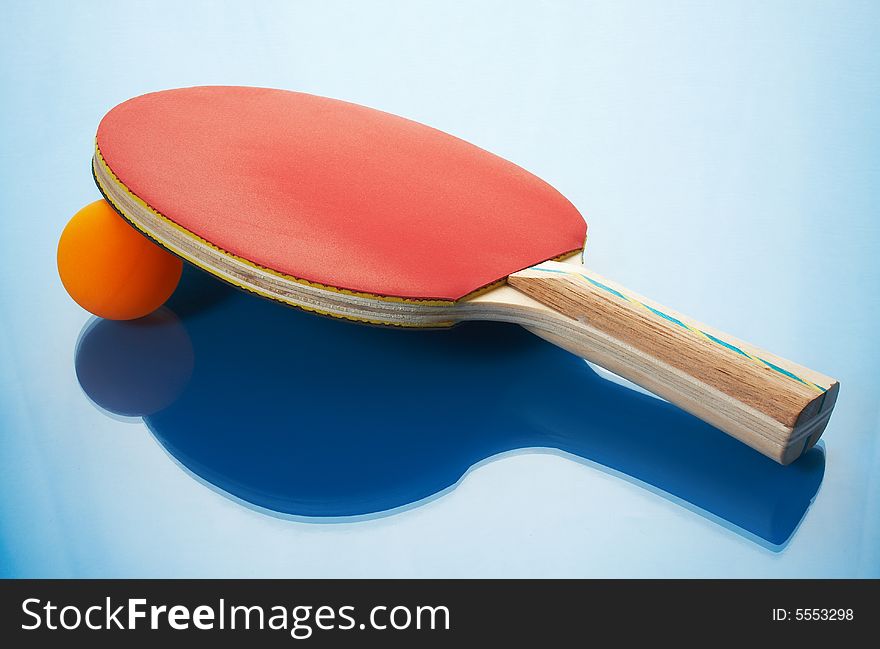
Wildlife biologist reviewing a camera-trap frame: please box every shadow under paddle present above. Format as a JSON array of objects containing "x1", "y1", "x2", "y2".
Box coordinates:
[{"x1": 74, "y1": 267, "x2": 825, "y2": 550}]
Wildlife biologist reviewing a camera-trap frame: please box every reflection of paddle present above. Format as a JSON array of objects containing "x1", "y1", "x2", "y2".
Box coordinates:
[
  {"x1": 92, "y1": 86, "x2": 838, "y2": 463},
  {"x1": 75, "y1": 268, "x2": 825, "y2": 547}
]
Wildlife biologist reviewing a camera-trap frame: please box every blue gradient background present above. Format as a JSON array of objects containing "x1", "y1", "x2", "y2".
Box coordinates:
[{"x1": 1, "y1": 0, "x2": 878, "y2": 577}]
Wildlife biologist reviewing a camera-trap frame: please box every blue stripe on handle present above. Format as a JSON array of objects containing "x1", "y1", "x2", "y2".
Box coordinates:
[{"x1": 529, "y1": 265, "x2": 826, "y2": 393}]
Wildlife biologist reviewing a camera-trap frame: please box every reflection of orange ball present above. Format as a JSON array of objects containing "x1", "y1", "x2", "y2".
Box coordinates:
[
  {"x1": 75, "y1": 308, "x2": 194, "y2": 417},
  {"x1": 58, "y1": 200, "x2": 182, "y2": 320}
]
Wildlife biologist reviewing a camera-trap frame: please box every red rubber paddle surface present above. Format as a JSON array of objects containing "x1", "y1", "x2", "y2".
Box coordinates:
[{"x1": 96, "y1": 87, "x2": 586, "y2": 300}]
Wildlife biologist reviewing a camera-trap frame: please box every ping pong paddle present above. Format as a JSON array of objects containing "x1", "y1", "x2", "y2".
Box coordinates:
[{"x1": 90, "y1": 86, "x2": 838, "y2": 464}]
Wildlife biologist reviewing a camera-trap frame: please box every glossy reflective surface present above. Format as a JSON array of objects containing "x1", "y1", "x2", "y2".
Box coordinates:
[
  {"x1": 74, "y1": 268, "x2": 826, "y2": 548},
  {"x1": 1, "y1": 1, "x2": 878, "y2": 577}
]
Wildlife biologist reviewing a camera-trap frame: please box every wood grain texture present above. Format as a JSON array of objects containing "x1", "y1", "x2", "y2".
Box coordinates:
[{"x1": 508, "y1": 261, "x2": 839, "y2": 463}]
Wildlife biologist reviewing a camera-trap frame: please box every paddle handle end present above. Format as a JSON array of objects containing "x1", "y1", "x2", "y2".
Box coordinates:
[{"x1": 508, "y1": 261, "x2": 839, "y2": 464}]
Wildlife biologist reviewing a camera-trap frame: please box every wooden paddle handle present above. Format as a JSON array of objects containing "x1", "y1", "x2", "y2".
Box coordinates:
[{"x1": 508, "y1": 261, "x2": 839, "y2": 464}]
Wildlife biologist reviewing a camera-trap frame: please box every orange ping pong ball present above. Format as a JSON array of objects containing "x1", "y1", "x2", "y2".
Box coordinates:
[{"x1": 57, "y1": 199, "x2": 183, "y2": 320}]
